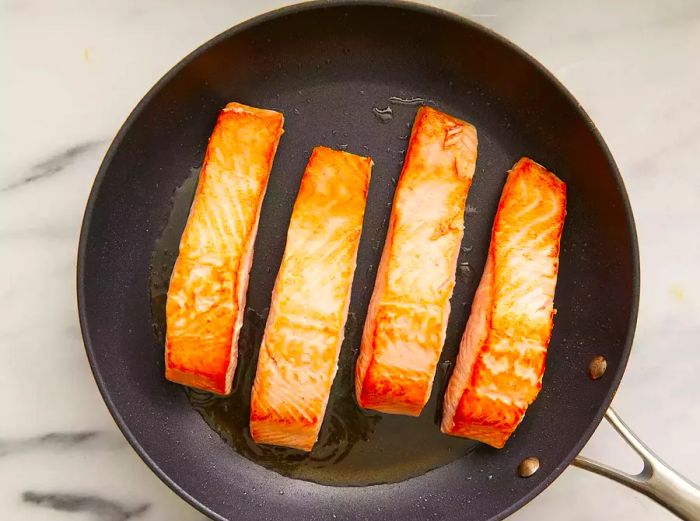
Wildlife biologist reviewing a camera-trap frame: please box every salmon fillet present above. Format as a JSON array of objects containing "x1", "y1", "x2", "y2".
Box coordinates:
[
  {"x1": 441, "y1": 158, "x2": 566, "y2": 448},
  {"x1": 355, "y1": 106, "x2": 478, "y2": 416},
  {"x1": 250, "y1": 146, "x2": 372, "y2": 451},
  {"x1": 165, "y1": 102, "x2": 284, "y2": 395}
]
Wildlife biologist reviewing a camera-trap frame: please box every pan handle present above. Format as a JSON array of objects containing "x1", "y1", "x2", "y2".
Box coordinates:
[{"x1": 572, "y1": 407, "x2": 700, "y2": 520}]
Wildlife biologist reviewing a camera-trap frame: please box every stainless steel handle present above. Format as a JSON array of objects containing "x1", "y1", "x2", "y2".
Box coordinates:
[{"x1": 573, "y1": 407, "x2": 700, "y2": 520}]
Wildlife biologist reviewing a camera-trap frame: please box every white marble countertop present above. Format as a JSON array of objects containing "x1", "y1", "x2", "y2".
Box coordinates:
[{"x1": 2, "y1": 1, "x2": 699, "y2": 519}]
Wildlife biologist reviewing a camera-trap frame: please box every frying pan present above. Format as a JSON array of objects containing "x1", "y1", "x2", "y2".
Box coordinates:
[{"x1": 77, "y1": 1, "x2": 700, "y2": 520}]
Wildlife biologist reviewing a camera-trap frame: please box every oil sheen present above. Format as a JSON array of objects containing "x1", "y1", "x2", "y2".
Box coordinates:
[{"x1": 149, "y1": 169, "x2": 478, "y2": 486}]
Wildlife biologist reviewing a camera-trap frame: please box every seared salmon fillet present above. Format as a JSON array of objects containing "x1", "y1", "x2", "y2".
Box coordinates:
[
  {"x1": 165, "y1": 102, "x2": 284, "y2": 395},
  {"x1": 355, "y1": 106, "x2": 478, "y2": 416},
  {"x1": 250, "y1": 146, "x2": 372, "y2": 451},
  {"x1": 441, "y1": 158, "x2": 566, "y2": 448}
]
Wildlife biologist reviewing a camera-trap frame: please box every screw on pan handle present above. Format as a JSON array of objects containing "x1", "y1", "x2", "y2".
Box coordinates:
[{"x1": 573, "y1": 408, "x2": 700, "y2": 521}]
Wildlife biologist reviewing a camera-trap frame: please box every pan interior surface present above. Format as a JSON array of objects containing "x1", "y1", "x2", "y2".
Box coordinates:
[{"x1": 78, "y1": 2, "x2": 638, "y2": 520}]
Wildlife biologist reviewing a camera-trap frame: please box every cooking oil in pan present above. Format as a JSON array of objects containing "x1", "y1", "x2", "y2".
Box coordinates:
[{"x1": 149, "y1": 168, "x2": 478, "y2": 486}]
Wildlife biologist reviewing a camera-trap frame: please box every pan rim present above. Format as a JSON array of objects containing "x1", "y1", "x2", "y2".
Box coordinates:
[{"x1": 76, "y1": 1, "x2": 640, "y2": 520}]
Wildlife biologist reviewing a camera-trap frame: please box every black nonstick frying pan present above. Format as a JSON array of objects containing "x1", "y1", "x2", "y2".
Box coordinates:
[{"x1": 77, "y1": 2, "x2": 700, "y2": 520}]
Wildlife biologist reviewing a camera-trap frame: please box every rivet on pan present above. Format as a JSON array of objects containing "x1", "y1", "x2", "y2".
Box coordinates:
[
  {"x1": 518, "y1": 457, "x2": 540, "y2": 478},
  {"x1": 588, "y1": 356, "x2": 607, "y2": 380}
]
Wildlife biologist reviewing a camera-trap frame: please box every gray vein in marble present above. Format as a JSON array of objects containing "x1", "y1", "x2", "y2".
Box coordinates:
[
  {"x1": 0, "y1": 430, "x2": 125, "y2": 457},
  {"x1": 1, "y1": 140, "x2": 105, "y2": 193},
  {"x1": 22, "y1": 491, "x2": 149, "y2": 521}
]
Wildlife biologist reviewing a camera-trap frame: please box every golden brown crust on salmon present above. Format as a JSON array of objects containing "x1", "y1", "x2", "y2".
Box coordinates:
[
  {"x1": 165, "y1": 102, "x2": 284, "y2": 395},
  {"x1": 355, "y1": 106, "x2": 478, "y2": 416},
  {"x1": 441, "y1": 157, "x2": 566, "y2": 448},
  {"x1": 250, "y1": 147, "x2": 372, "y2": 451}
]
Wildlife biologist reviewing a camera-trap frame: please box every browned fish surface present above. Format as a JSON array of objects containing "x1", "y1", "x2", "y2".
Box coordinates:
[
  {"x1": 441, "y1": 158, "x2": 566, "y2": 448},
  {"x1": 356, "y1": 106, "x2": 478, "y2": 416},
  {"x1": 250, "y1": 146, "x2": 372, "y2": 451},
  {"x1": 165, "y1": 102, "x2": 284, "y2": 395}
]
